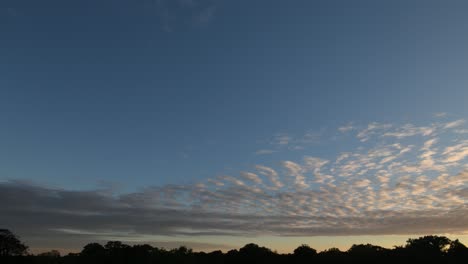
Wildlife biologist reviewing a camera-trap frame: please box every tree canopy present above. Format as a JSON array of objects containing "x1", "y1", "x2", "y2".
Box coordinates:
[
  {"x1": 0, "y1": 229, "x2": 28, "y2": 257},
  {"x1": 0, "y1": 231, "x2": 467, "y2": 264}
]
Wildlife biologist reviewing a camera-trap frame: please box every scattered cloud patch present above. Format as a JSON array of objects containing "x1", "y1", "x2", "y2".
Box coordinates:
[
  {"x1": 255, "y1": 149, "x2": 277, "y2": 155},
  {"x1": 272, "y1": 134, "x2": 292, "y2": 146},
  {"x1": 454, "y1": 129, "x2": 468, "y2": 134},
  {"x1": 282, "y1": 161, "x2": 309, "y2": 189},
  {"x1": 240, "y1": 172, "x2": 262, "y2": 185},
  {"x1": 266, "y1": 131, "x2": 323, "y2": 152},
  {"x1": 255, "y1": 165, "x2": 283, "y2": 189},
  {"x1": 444, "y1": 119, "x2": 466, "y2": 129},
  {"x1": 338, "y1": 123, "x2": 355, "y2": 133},
  {"x1": 357, "y1": 122, "x2": 392, "y2": 142},
  {"x1": 383, "y1": 124, "x2": 435, "y2": 138}
]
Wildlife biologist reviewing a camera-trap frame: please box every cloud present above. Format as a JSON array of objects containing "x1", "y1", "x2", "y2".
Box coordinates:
[
  {"x1": 303, "y1": 157, "x2": 332, "y2": 184},
  {"x1": 443, "y1": 144, "x2": 468, "y2": 163},
  {"x1": 383, "y1": 124, "x2": 435, "y2": 138},
  {"x1": 356, "y1": 122, "x2": 392, "y2": 142},
  {"x1": 3, "y1": 172, "x2": 466, "y2": 242},
  {"x1": 300, "y1": 131, "x2": 322, "y2": 144},
  {"x1": 353, "y1": 179, "x2": 371, "y2": 188},
  {"x1": 272, "y1": 134, "x2": 292, "y2": 146},
  {"x1": 254, "y1": 149, "x2": 277, "y2": 155},
  {"x1": 338, "y1": 123, "x2": 355, "y2": 133},
  {"x1": 255, "y1": 165, "x2": 283, "y2": 189},
  {"x1": 240, "y1": 172, "x2": 262, "y2": 185},
  {"x1": 3, "y1": 117, "x2": 468, "y2": 252},
  {"x1": 282, "y1": 161, "x2": 309, "y2": 189},
  {"x1": 444, "y1": 119, "x2": 466, "y2": 129},
  {"x1": 266, "y1": 130, "x2": 323, "y2": 151},
  {"x1": 434, "y1": 112, "x2": 448, "y2": 118}
]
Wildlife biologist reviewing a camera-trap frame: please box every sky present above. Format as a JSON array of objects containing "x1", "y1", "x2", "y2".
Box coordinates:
[{"x1": 1, "y1": 0, "x2": 468, "y2": 254}]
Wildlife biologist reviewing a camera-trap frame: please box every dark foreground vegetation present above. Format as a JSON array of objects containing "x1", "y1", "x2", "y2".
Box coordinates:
[{"x1": 1, "y1": 229, "x2": 468, "y2": 264}]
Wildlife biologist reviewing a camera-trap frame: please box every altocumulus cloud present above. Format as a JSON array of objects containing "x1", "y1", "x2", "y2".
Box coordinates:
[{"x1": 1, "y1": 118, "x2": 468, "y2": 249}]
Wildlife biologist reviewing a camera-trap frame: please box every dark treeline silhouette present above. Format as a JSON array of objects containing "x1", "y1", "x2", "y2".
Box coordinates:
[{"x1": 1, "y1": 229, "x2": 467, "y2": 264}]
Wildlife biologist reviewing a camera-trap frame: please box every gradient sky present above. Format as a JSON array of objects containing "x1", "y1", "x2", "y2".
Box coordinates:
[{"x1": 1, "y1": 0, "x2": 468, "y2": 254}]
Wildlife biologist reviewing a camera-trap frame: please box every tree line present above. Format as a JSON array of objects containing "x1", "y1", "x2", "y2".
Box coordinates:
[{"x1": 1, "y1": 229, "x2": 467, "y2": 263}]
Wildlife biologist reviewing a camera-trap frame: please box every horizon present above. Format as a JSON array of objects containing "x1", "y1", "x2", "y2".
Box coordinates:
[
  {"x1": 22, "y1": 234, "x2": 468, "y2": 255},
  {"x1": 1, "y1": 0, "x2": 468, "y2": 255}
]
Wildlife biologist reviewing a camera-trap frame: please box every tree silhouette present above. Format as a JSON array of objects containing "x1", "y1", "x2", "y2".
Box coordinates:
[
  {"x1": 293, "y1": 244, "x2": 317, "y2": 257},
  {"x1": 239, "y1": 243, "x2": 272, "y2": 257},
  {"x1": 348, "y1": 243, "x2": 387, "y2": 255},
  {"x1": 105, "y1": 241, "x2": 129, "y2": 251},
  {"x1": 81, "y1": 243, "x2": 105, "y2": 258},
  {"x1": 1, "y1": 230, "x2": 467, "y2": 264},
  {"x1": 292, "y1": 244, "x2": 317, "y2": 263},
  {"x1": 319, "y1": 247, "x2": 343, "y2": 256},
  {"x1": 170, "y1": 245, "x2": 192, "y2": 255},
  {"x1": 0, "y1": 229, "x2": 28, "y2": 257},
  {"x1": 405, "y1": 235, "x2": 451, "y2": 257}
]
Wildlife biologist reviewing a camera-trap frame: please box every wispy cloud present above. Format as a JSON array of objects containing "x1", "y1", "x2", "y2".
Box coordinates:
[
  {"x1": 338, "y1": 123, "x2": 355, "y2": 133},
  {"x1": 434, "y1": 112, "x2": 448, "y2": 118},
  {"x1": 266, "y1": 131, "x2": 323, "y2": 151},
  {"x1": 383, "y1": 123, "x2": 435, "y2": 138},
  {"x1": 454, "y1": 129, "x2": 468, "y2": 134},
  {"x1": 153, "y1": 0, "x2": 219, "y2": 32},
  {"x1": 272, "y1": 133, "x2": 292, "y2": 146},
  {"x1": 444, "y1": 119, "x2": 466, "y2": 129},
  {"x1": 254, "y1": 149, "x2": 277, "y2": 155},
  {"x1": 356, "y1": 122, "x2": 392, "y2": 142}
]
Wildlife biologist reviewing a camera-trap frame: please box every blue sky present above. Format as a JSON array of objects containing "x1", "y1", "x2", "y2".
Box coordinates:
[{"x1": 1, "y1": 0, "x2": 468, "y2": 253}]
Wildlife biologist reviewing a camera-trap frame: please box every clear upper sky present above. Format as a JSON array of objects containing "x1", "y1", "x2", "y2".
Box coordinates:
[{"x1": 1, "y1": 0, "x2": 468, "y2": 253}]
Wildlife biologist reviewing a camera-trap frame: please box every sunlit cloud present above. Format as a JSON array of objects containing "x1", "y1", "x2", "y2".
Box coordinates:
[
  {"x1": 338, "y1": 123, "x2": 355, "y2": 133},
  {"x1": 444, "y1": 119, "x2": 465, "y2": 129},
  {"x1": 356, "y1": 122, "x2": 392, "y2": 142}
]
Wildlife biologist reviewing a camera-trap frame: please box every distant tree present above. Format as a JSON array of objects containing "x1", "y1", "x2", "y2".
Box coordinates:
[
  {"x1": 132, "y1": 244, "x2": 155, "y2": 255},
  {"x1": 404, "y1": 235, "x2": 451, "y2": 257},
  {"x1": 105, "y1": 241, "x2": 129, "y2": 250},
  {"x1": 319, "y1": 247, "x2": 345, "y2": 259},
  {"x1": 348, "y1": 244, "x2": 386, "y2": 255},
  {"x1": 0, "y1": 229, "x2": 28, "y2": 256},
  {"x1": 226, "y1": 249, "x2": 238, "y2": 257},
  {"x1": 239, "y1": 243, "x2": 273, "y2": 257},
  {"x1": 347, "y1": 243, "x2": 388, "y2": 261},
  {"x1": 208, "y1": 250, "x2": 223, "y2": 256},
  {"x1": 320, "y1": 247, "x2": 343, "y2": 255},
  {"x1": 293, "y1": 244, "x2": 317, "y2": 257},
  {"x1": 81, "y1": 243, "x2": 105, "y2": 258},
  {"x1": 170, "y1": 246, "x2": 192, "y2": 255}
]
